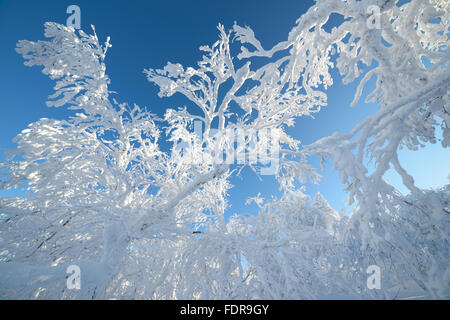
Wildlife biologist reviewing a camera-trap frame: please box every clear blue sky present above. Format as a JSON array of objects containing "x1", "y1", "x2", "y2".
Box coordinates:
[{"x1": 1, "y1": 0, "x2": 448, "y2": 220}]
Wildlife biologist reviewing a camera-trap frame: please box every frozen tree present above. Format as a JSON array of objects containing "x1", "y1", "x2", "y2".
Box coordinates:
[{"x1": 0, "y1": 0, "x2": 449, "y2": 299}]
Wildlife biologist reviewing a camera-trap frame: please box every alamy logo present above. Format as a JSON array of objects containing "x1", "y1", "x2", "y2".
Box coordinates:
[
  {"x1": 66, "y1": 5, "x2": 81, "y2": 29},
  {"x1": 366, "y1": 265, "x2": 381, "y2": 290},
  {"x1": 172, "y1": 120, "x2": 280, "y2": 175},
  {"x1": 66, "y1": 264, "x2": 81, "y2": 290},
  {"x1": 366, "y1": 5, "x2": 381, "y2": 30}
]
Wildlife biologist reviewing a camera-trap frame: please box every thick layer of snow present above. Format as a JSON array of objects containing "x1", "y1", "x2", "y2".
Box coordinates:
[{"x1": 0, "y1": 0, "x2": 448, "y2": 299}]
